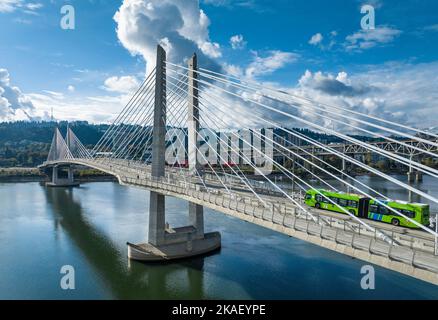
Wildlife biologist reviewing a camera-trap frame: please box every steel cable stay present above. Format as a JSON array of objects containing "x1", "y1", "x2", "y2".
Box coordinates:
[
  {"x1": 96, "y1": 70, "x2": 156, "y2": 154},
  {"x1": 167, "y1": 76, "x2": 240, "y2": 195},
  {"x1": 165, "y1": 70, "x2": 438, "y2": 211},
  {"x1": 97, "y1": 74, "x2": 156, "y2": 158},
  {"x1": 165, "y1": 61, "x2": 438, "y2": 143},
  {"x1": 166, "y1": 80, "x2": 322, "y2": 224},
  {"x1": 93, "y1": 68, "x2": 156, "y2": 154},
  {"x1": 111, "y1": 85, "x2": 156, "y2": 160},
  {"x1": 166, "y1": 70, "x2": 438, "y2": 237},
  {"x1": 167, "y1": 79, "x2": 261, "y2": 198},
  {"x1": 166, "y1": 94, "x2": 222, "y2": 193},
  {"x1": 105, "y1": 77, "x2": 157, "y2": 161},
  {"x1": 195, "y1": 66, "x2": 438, "y2": 153},
  {"x1": 195, "y1": 91, "x2": 395, "y2": 242},
  {"x1": 166, "y1": 80, "x2": 275, "y2": 207},
  {"x1": 193, "y1": 81, "x2": 438, "y2": 236},
  {"x1": 167, "y1": 67, "x2": 438, "y2": 180}
]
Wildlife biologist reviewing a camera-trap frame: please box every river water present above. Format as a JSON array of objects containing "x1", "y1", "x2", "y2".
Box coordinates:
[{"x1": 0, "y1": 180, "x2": 438, "y2": 299}]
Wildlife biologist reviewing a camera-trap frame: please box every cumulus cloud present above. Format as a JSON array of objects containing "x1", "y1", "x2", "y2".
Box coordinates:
[
  {"x1": 67, "y1": 85, "x2": 75, "y2": 93},
  {"x1": 114, "y1": 0, "x2": 222, "y2": 75},
  {"x1": 103, "y1": 75, "x2": 140, "y2": 94},
  {"x1": 245, "y1": 50, "x2": 299, "y2": 79},
  {"x1": 0, "y1": 0, "x2": 43, "y2": 13},
  {"x1": 282, "y1": 62, "x2": 438, "y2": 130},
  {"x1": 345, "y1": 26, "x2": 402, "y2": 51},
  {"x1": 422, "y1": 24, "x2": 438, "y2": 32},
  {"x1": 308, "y1": 33, "x2": 323, "y2": 46},
  {"x1": 230, "y1": 34, "x2": 246, "y2": 49},
  {"x1": 0, "y1": 68, "x2": 35, "y2": 120},
  {"x1": 298, "y1": 70, "x2": 374, "y2": 97},
  {"x1": 27, "y1": 92, "x2": 130, "y2": 123}
]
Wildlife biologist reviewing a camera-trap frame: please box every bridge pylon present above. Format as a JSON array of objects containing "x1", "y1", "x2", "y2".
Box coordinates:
[
  {"x1": 127, "y1": 45, "x2": 221, "y2": 261},
  {"x1": 45, "y1": 127, "x2": 79, "y2": 187}
]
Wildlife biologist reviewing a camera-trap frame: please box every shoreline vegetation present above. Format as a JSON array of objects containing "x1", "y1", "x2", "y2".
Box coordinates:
[{"x1": 0, "y1": 167, "x2": 116, "y2": 183}]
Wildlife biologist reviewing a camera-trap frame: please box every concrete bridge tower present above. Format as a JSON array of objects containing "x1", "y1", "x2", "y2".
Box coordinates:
[{"x1": 127, "y1": 45, "x2": 221, "y2": 261}]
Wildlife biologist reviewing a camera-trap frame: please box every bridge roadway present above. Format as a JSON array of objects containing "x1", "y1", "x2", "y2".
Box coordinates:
[{"x1": 41, "y1": 158, "x2": 438, "y2": 285}]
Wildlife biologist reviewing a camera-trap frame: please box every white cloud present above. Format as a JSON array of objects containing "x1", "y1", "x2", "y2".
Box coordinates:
[
  {"x1": 245, "y1": 50, "x2": 299, "y2": 79},
  {"x1": 0, "y1": 0, "x2": 42, "y2": 13},
  {"x1": 308, "y1": 33, "x2": 323, "y2": 46},
  {"x1": 27, "y1": 91, "x2": 131, "y2": 123},
  {"x1": 345, "y1": 26, "x2": 402, "y2": 51},
  {"x1": 230, "y1": 34, "x2": 246, "y2": 50},
  {"x1": 103, "y1": 76, "x2": 139, "y2": 94},
  {"x1": 67, "y1": 85, "x2": 75, "y2": 93},
  {"x1": 0, "y1": 0, "x2": 21, "y2": 12},
  {"x1": 223, "y1": 63, "x2": 243, "y2": 77},
  {"x1": 423, "y1": 24, "x2": 438, "y2": 32},
  {"x1": 0, "y1": 68, "x2": 35, "y2": 120},
  {"x1": 114, "y1": 0, "x2": 221, "y2": 75},
  {"x1": 357, "y1": 0, "x2": 383, "y2": 9},
  {"x1": 286, "y1": 62, "x2": 438, "y2": 129}
]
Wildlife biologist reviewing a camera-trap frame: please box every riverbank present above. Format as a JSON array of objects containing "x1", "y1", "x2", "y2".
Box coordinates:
[{"x1": 0, "y1": 167, "x2": 116, "y2": 183}]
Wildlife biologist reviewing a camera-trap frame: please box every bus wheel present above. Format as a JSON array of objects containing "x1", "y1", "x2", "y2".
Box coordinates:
[
  {"x1": 315, "y1": 203, "x2": 321, "y2": 209},
  {"x1": 349, "y1": 209, "x2": 355, "y2": 215},
  {"x1": 391, "y1": 219, "x2": 400, "y2": 226}
]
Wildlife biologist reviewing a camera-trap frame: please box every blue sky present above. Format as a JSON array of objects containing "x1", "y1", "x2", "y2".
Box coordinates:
[{"x1": 0, "y1": 0, "x2": 437, "y2": 127}]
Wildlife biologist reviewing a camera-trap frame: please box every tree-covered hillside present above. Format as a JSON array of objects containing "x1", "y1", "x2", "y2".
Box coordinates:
[{"x1": 0, "y1": 121, "x2": 108, "y2": 167}]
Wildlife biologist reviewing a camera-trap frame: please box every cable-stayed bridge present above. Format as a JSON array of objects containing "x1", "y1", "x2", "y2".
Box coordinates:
[{"x1": 39, "y1": 45, "x2": 438, "y2": 285}]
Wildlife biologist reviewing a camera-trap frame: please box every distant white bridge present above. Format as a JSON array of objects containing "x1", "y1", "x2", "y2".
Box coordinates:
[{"x1": 39, "y1": 45, "x2": 438, "y2": 286}]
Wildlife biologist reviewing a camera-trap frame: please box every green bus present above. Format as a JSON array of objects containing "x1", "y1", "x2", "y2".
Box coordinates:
[{"x1": 304, "y1": 189, "x2": 430, "y2": 229}]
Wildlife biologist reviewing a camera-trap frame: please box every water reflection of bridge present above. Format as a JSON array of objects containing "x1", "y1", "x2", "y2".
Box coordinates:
[{"x1": 45, "y1": 186, "x2": 208, "y2": 299}]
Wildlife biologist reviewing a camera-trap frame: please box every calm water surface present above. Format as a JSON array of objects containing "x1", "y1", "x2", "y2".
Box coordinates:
[{"x1": 1, "y1": 178, "x2": 438, "y2": 299}]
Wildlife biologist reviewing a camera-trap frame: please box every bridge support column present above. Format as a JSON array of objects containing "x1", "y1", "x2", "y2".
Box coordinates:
[
  {"x1": 127, "y1": 46, "x2": 220, "y2": 262},
  {"x1": 52, "y1": 166, "x2": 59, "y2": 185},
  {"x1": 67, "y1": 166, "x2": 74, "y2": 183},
  {"x1": 416, "y1": 171, "x2": 423, "y2": 182},
  {"x1": 407, "y1": 169, "x2": 415, "y2": 183},
  {"x1": 46, "y1": 165, "x2": 79, "y2": 187}
]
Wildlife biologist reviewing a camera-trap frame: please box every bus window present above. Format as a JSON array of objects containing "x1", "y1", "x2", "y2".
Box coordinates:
[
  {"x1": 338, "y1": 199, "x2": 348, "y2": 207},
  {"x1": 369, "y1": 204, "x2": 378, "y2": 213},
  {"x1": 305, "y1": 194, "x2": 312, "y2": 200},
  {"x1": 348, "y1": 200, "x2": 357, "y2": 208},
  {"x1": 399, "y1": 209, "x2": 415, "y2": 218},
  {"x1": 329, "y1": 197, "x2": 338, "y2": 204},
  {"x1": 379, "y1": 206, "x2": 389, "y2": 215},
  {"x1": 316, "y1": 194, "x2": 323, "y2": 202}
]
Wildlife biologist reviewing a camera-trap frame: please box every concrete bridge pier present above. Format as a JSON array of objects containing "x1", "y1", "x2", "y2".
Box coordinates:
[
  {"x1": 127, "y1": 46, "x2": 220, "y2": 262},
  {"x1": 407, "y1": 169, "x2": 422, "y2": 183},
  {"x1": 46, "y1": 165, "x2": 79, "y2": 187},
  {"x1": 407, "y1": 170, "x2": 415, "y2": 183}
]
